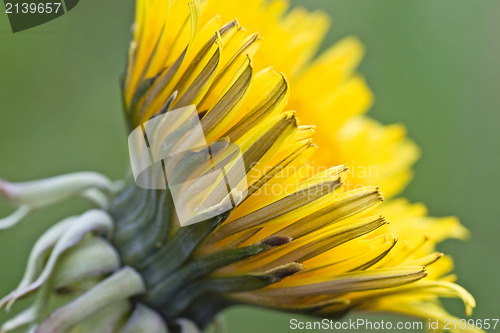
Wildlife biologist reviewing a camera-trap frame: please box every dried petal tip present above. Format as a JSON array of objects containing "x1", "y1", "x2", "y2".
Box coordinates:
[
  {"x1": 375, "y1": 187, "x2": 385, "y2": 202},
  {"x1": 269, "y1": 262, "x2": 303, "y2": 281},
  {"x1": 261, "y1": 235, "x2": 292, "y2": 247}
]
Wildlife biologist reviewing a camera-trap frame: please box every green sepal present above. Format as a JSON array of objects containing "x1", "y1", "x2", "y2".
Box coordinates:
[
  {"x1": 147, "y1": 236, "x2": 291, "y2": 302},
  {"x1": 138, "y1": 212, "x2": 230, "y2": 294},
  {"x1": 163, "y1": 262, "x2": 302, "y2": 317}
]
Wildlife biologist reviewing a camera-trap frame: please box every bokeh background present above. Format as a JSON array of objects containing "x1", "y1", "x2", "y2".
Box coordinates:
[{"x1": 1, "y1": 1, "x2": 499, "y2": 332}]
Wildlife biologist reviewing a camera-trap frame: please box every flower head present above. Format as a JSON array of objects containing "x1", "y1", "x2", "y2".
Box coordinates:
[{"x1": 0, "y1": 0, "x2": 478, "y2": 332}]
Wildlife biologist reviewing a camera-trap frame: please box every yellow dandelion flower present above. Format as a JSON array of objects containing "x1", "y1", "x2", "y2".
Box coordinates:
[{"x1": 0, "y1": 0, "x2": 478, "y2": 332}]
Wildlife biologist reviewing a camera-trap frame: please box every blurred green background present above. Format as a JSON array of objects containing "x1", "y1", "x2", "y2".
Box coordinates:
[{"x1": 1, "y1": 0, "x2": 499, "y2": 332}]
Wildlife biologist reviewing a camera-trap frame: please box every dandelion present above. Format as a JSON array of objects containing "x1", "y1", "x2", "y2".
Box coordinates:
[{"x1": 0, "y1": 0, "x2": 478, "y2": 332}]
